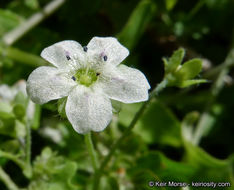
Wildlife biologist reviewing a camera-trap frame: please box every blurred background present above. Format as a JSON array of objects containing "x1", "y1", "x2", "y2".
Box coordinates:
[{"x1": 0, "y1": 0, "x2": 234, "y2": 189}]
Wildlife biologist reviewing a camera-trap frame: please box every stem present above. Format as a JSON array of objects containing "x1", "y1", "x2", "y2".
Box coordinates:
[
  {"x1": 0, "y1": 167, "x2": 19, "y2": 190},
  {"x1": 25, "y1": 122, "x2": 31, "y2": 168},
  {"x1": 188, "y1": 0, "x2": 205, "y2": 19},
  {"x1": 84, "y1": 132, "x2": 98, "y2": 171},
  {"x1": 192, "y1": 49, "x2": 234, "y2": 145},
  {"x1": 0, "y1": 46, "x2": 47, "y2": 67},
  {"x1": 92, "y1": 79, "x2": 168, "y2": 190},
  {"x1": 0, "y1": 151, "x2": 26, "y2": 170},
  {"x1": 2, "y1": 0, "x2": 66, "y2": 46}
]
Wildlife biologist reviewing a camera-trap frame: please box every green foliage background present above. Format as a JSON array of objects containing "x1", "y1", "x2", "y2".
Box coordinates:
[{"x1": 0, "y1": 0, "x2": 234, "y2": 189}]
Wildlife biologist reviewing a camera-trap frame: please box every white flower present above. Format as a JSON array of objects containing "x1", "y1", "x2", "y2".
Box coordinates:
[
  {"x1": 27, "y1": 37, "x2": 150, "y2": 134},
  {"x1": 0, "y1": 80, "x2": 36, "y2": 121},
  {"x1": 0, "y1": 80, "x2": 28, "y2": 101}
]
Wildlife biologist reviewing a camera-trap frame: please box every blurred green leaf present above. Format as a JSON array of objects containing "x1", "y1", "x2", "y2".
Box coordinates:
[
  {"x1": 0, "y1": 9, "x2": 23, "y2": 36},
  {"x1": 117, "y1": 0, "x2": 156, "y2": 50},
  {"x1": 129, "y1": 151, "x2": 197, "y2": 189},
  {"x1": 178, "y1": 79, "x2": 207, "y2": 88},
  {"x1": 184, "y1": 141, "x2": 228, "y2": 168},
  {"x1": 164, "y1": 49, "x2": 206, "y2": 88},
  {"x1": 0, "y1": 102, "x2": 14, "y2": 119},
  {"x1": 15, "y1": 119, "x2": 26, "y2": 138},
  {"x1": 164, "y1": 48, "x2": 185, "y2": 74},
  {"x1": 29, "y1": 147, "x2": 78, "y2": 190},
  {"x1": 100, "y1": 176, "x2": 119, "y2": 190},
  {"x1": 24, "y1": 0, "x2": 39, "y2": 10},
  {"x1": 30, "y1": 104, "x2": 41, "y2": 130},
  {"x1": 57, "y1": 97, "x2": 67, "y2": 119},
  {"x1": 111, "y1": 100, "x2": 122, "y2": 114},
  {"x1": 0, "y1": 140, "x2": 20, "y2": 154},
  {"x1": 165, "y1": 0, "x2": 178, "y2": 11},
  {"x1": 14, "y1": 91, "x2": 27, "y2": 105},
  {"x1": 13, "y1": 103, "x2": 26, "y2": 119},
  {"x1": 183, "y1": 141, "x2": 233, "y2": 184},
  {"x1": 119, "y1": 99, "x2": 182, "y2": 147},
  {"x1": 0, "y1": 102, "x2": 16, "y2": 137},
  {"x1": 175, "y1": 59, "x2": 203, "y2": 81}
]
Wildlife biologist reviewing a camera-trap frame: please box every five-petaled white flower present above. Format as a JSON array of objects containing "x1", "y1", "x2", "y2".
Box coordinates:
[{"x1": 27, "y1": 37, "x2": 150, "y2": 134}]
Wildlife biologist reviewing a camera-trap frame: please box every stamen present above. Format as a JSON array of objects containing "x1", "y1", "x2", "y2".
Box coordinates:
[
  {"x1": 103, "y1": 55, "x2": 107, "y2": 61},
  {"x1": 72, "y1": 76, "x2": 76, "y2": 81},
  {"x1": 65, "y1": 51, "x2": 71, "y2": 60},
  {"x1": 66, "y1": 55, "x2": 71, "y2": 60},
  {"x1": 83, "y1": 46, "x2": 88, "y2": 52}
]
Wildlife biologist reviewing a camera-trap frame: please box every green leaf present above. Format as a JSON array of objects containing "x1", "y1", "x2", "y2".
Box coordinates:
[
  {"x1": 0, "y1": 116, "x2": 16, "y2": 137},
  {"x1": 118, "y1": 102, "x2": 141, "y2": 127},
  {"x1": 13, "y1": 104, "x2": 26, "y2": 119},
  {"x1": 183, "y1": 141, "x2": 233, "y2": 182},
  {"x1": 111, "y1": 100, "x2": 122, "y2": 114},
  {"x1": 165, "y1": 0, "x2": 178, "y2": 11},
  {"x1": 119, "y1": 99, "x2": 182, "y2": 147},
  {"x1": 15, "y1": 120, "x2": 26, "y2": 138},
  {"x1": 29, "y1": 147, "x2": 78, "y2": 190},
  {"x1": 117, "y1": 0, "x2": 156, "y2": 50},
  {"x1": 24, "y1": 0, "x2": 39, "y2": 10},
  {"x1": 57, "y1": 97, "x2": 67, "y2": 118},
  {"x1": 100, "y1": 176, "x2": 119, "y2": 190},
  {"x1": 129, "y1": 151, "x2": 197, "y2": 189},
  {"x1": 0, "y1": 9, "x2": 23, "y2": 36},
  {"x1": 14, "y1": 92, "x2": 27, "y2": 105},
  {"x1": 175, "y1": 58, "x2": 203, "y2": 80},
  {"x1": 184, "y1": 141, "x2": 228, "y2": 168},
  {"x1": 178, "y1": 79, "x2": 208, "y2": 88},
  {"x1": 164, "y1": 48, "x2": 185, "y2": 74},
  {"x1": 30, "y1": 104, "x2": 41, "y2": 130},
  {"x1": 0, "y1": 102, "x2": 14, "y2": 119}
]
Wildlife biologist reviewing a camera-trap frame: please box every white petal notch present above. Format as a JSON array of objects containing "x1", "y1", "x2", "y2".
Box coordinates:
[{"x1": 27, "y1": 37, "x2": 150, "y2": 134}]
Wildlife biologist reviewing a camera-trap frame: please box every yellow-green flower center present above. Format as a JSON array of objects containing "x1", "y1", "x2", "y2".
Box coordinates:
[{"x1": 75, "y1": 68, "x2": 98, "y2": 87}]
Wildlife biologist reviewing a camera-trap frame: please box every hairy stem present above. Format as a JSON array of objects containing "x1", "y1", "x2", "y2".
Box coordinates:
[
  {"x1": 0, "y1": 167, "x2": 19, "y2": 190},
  {"x1": 93, "y1": 79, "x2": 168, "y2": 190},
  {"x1": 26, "y1": 122, "x2": 31, "y2": 169},
  {"x1": 85, "y1": 132, "x2": 98, "y2": 172},
  {"x1": 2, "y1": 0, "x2": 66, "y2": 46}
]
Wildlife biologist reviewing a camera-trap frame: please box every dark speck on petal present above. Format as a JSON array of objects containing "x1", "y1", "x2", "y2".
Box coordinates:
[
  {"x1": 72, "y1": 76, "x2": 76, "y2": 81},
  {"x1": 65, "y1": 51, "x2": 71, "y2": 60},
  {"x1": 83, "y1": 46, "x2": 88, "y2": 52},
  {"x1": 66, "y1": 55, "x2": 71, "y2": 60},
  {"x1": 103, "y1": 55, "x2": 107, "y2": 61}
]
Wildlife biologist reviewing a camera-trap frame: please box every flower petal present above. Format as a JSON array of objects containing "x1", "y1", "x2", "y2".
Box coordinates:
[
  {"x1": 100, "y1": 64, "x2": 150, "y2": 103},
  {"x1": 65, "y1": 86, "x2": 112, "y2": 134},
  {"x1": 27, "y1": 66, "x2": 76, "y2": 104},
  {"x1": 87, "y1": 37, "x2": 129, "y2": 66},
  {"x1": 41, "y1": 40, "x2": 85, "y2": 69},
  {"x1": 0, "y1": 84, "x2": 17, "y2": 101}
]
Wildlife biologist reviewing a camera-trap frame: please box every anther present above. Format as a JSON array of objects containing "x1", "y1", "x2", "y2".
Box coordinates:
[
  {"x1": 66, "y1": 55, "x2": 71, "y2": 60},
  {"x1": 103, "y1": 55, "x2": 107, "y2": 61},
  {"x1": 83, "y1": 46, "x2": 88, "y2": 52},
  {"x1": 72, "y1": 76, "x2": 76, "y2": 81}
]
